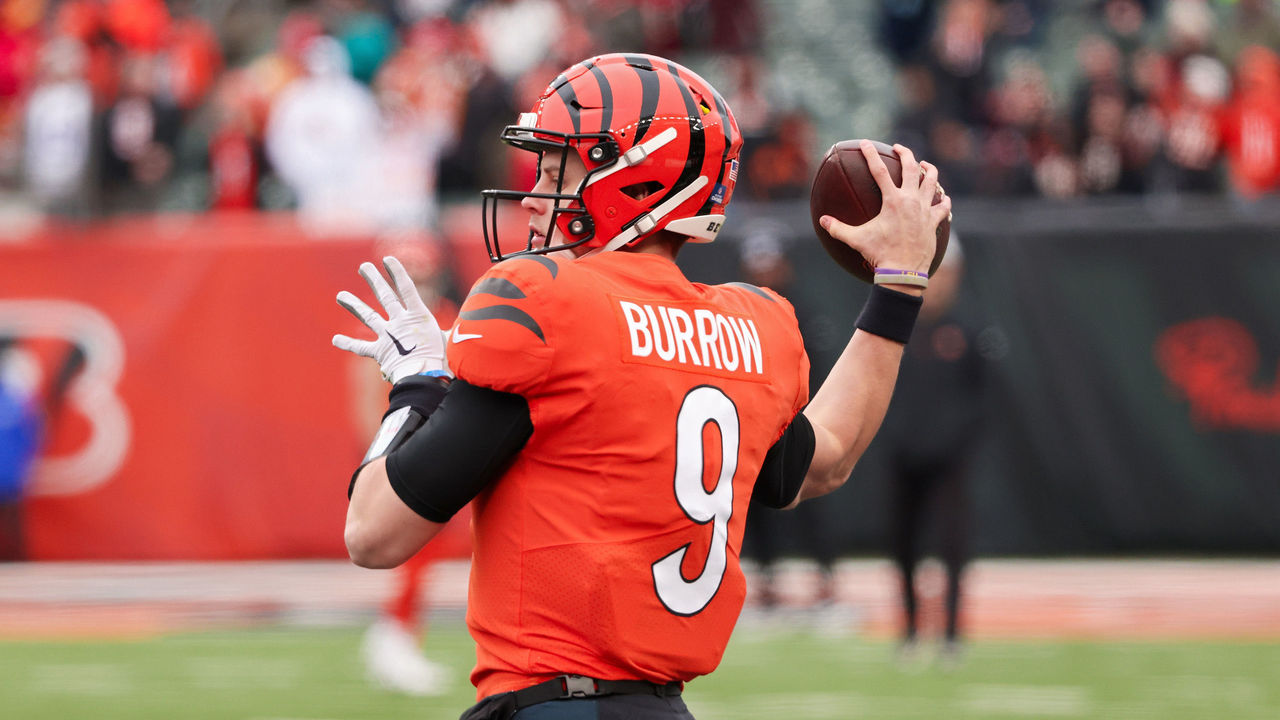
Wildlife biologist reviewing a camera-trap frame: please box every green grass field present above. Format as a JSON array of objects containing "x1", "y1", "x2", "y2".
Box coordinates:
[{"x1": 2, "y1": 621, "x2": 1277, "y2": 720}]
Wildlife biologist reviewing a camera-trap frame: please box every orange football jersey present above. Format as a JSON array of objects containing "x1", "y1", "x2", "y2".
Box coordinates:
[{"x1": 447, "y1": 251, "x2": 809, "y2": 698}]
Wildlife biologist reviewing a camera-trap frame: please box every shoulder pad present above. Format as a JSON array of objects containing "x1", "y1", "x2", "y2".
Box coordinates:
[{"x1": 446, "y1": 255, "x2": 568, "y2": 395}]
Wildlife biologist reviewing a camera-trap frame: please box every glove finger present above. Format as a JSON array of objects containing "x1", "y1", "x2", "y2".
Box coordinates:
[
  {"x1": 383, "y1": 256, "x2": 435, "y2": 321},
  {"x1": 359, "y1": 261, "x2": 404, "y2": 317},
  {"x1": 336, "y1": 291, "x2": 386, "y2": 332},
  {"x1": 332, "y1": 334, "x2": 377, "y2": 358}
]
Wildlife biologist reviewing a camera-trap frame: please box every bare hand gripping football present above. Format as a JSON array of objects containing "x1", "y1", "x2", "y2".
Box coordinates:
[
  {"x1": 332, "y1": 256, "x2": 451, "y2": 384},
  {"x1": 810, "y1": 139, "x2": 951, "y2": 284}
]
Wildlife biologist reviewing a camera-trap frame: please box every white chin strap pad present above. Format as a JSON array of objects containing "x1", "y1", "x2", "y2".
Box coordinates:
[{"x1": 664, "y1": 214, "x2": 725, "y2": 243}]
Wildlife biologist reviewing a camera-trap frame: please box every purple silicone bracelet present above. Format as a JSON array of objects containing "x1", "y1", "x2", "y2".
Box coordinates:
[{"x1": 872, "y1": 268, "x2": 929, "y2": 287}]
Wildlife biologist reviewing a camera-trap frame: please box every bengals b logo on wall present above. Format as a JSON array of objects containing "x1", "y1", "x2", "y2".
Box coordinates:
[
  {"x1": 0, "y1": 300, "x2": 131, "y2": 496},
  {"x1": 1154, "y1": 317, "x2": 1280, "y2": 431}
]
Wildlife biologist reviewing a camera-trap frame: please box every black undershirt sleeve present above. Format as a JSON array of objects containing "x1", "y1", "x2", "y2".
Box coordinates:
[
  {"x1": 384, "y1": 379, "x2": 534, "y2": 523},
  {"x1": 751, "y1": 411, "x2": 817, "y2": 509}
]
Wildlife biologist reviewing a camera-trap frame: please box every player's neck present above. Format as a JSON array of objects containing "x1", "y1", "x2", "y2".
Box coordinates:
[{"x1": 624, "y1": 232, "x2": 685, "y2": 261}]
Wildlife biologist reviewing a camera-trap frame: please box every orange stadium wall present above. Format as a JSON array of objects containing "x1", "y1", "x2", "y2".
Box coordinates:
[{"x1": 0, "y1": 214, "x2": 428, "y2": 560}]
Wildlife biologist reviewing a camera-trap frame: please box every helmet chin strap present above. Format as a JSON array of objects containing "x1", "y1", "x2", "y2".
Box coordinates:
[{"x1": 594, "y1": 175, "x2": 710, "y2": 253}]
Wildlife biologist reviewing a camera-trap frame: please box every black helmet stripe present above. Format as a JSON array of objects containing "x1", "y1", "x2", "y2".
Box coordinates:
[
  {"x1": 708, "y1": 85, "x2": 734, "y2": 160},
  {"x1": 551, "y1": 72, "x2": 582, "y2": 134},
  {"x1": 650, "y1": 60, "x2": 705, "y2": 212},
  {"x1": 587, "y1": 61, "x2": 614, "y2": 134},
  {"x1": 625, "y1": 54, "x2": 660, "y2": 144},
  {"x1": 701, "y1": 84, "x2": 735, "y2": 213}
]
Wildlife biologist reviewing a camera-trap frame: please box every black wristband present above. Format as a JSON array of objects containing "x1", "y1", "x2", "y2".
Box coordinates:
[
  {"x1": 386, "y1": 374, "x2": 450, "y2": 418},
  {"x1": 855, "y1": 285, "x2": 923, "y2": 344},
  {"x1": 349, "y1": 375, "x2": 451, "y2": 498}
]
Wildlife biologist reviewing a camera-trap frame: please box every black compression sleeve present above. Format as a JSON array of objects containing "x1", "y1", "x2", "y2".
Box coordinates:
[
  {"x1": 384, "y1": 379, "x2": 534, "y2": 523},
  {"x1": 751, "y1": 411, "x2": 817, "y2": 509},
  {"x1": 347, "y1": 376, "x2": 449, "y2": 498}
]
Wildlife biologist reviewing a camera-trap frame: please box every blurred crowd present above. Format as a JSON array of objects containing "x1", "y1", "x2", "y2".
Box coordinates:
[
  {"x1": 0, "y1": 0, "x2": 763, "y2": 228},
  {"x1": 885, "y1": 0, "x2": 1280, "y2": 198},
  {"x1": 0, "y1": 0, "x2": 1276, "y2": 230}
]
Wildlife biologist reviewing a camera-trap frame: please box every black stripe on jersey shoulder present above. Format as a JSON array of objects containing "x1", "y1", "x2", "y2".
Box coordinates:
[
  {"x1": 727, "y1": 282, "x2": 776, "y2": 303},
  {"x1": 460, "y1": 304, "x2": 546, "y2": 343},
  {"x1": 625, "y1": 54, "x2": 659, "y2": 144},
  {"x1": 510, "y1": 254, "x2": 559, "y2": 278},
  {"x1": 470, "y1": 277, "x2": 527, "y2": 300}
]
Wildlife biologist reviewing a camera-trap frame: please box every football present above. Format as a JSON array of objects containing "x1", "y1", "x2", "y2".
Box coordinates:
[{"x1": 809, "y1": 139, "x2": 950, "y2": 283}]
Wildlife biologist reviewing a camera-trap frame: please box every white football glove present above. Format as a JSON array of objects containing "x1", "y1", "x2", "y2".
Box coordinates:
[{"x1": 332, "y1": 256, "x2": 451, "y2": 384}]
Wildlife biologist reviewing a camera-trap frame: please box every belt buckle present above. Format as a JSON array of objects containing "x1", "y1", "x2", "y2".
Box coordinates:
[{"x1": 560, "y1": 675, "x2": 597, "y2": 699}]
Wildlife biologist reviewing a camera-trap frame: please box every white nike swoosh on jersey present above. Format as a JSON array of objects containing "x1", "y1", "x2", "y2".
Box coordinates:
[{"x1": 452, "y1": 332, "x2": 484, "y2": 343}]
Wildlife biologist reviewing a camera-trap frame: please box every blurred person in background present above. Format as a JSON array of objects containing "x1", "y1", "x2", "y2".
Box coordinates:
[
  {"x1": 214, "y1": 8, "x2": 323, "y2": 209},
  {"x1": 362, "y1": 19, "x2": 464, "y2": 232},
  {"x1": 1143, "y1": 0, "x2": 1226, "y2": 193},
  {"x1": 984, "y1": 53, "x2": 1059, "y2": 196},
  {"x1": 264, "y1": 34, "x2": 381, "y2": 232},
  {"x1": 206, "y1": 72, "x2": 262, "y2": 210},
  {"x1": 436, "y1": 25, "x2": 519, "y2": 197},
  {"x1": 1159, "y1": 52, "x2": 1228, "y2": 193},
  {"x1": 720, "y1": 55, "x2": 770, "y2": 138},
  {"x1": 160, "y1": 1, "x2": 222, "y2": 113},
  {"x1": 1069, "y1": 33, "x2": 1126, "y2": 136},
  {"x1": 1, "y1": 0, "x2": 46, "y2": 188},
  {"x1": 1219, "y1": 45, "x2": 1280, "y2": 198},
  {"x1": 891, "y1": 61, "x2": 983, "y2": 197},
  {"x1": 737, "y1": 232, "x2": 839, "y2": 618},
  {"x1": 0, "y1": 336, "x2": 41, "y2": 561},
  {"x1": 740, "y1": 107, "x2": 817, "y2": 202},
  {"x1": 98, "y1": 51, "x2": 181, "y2": 212},
  {"x1": 0, "y1": 334, "x2": 84, "y2": 561},
  {"x1": 22, "y1": 35, "x2": 95, "y2": 214},
  {"x1": 1099, "y1": 0, "x2": 1150, "y2": 56},
  {"x1": 465, "y1": 0, "x2": 563, "y2": 84},
  {"x1": 879, "y1": 0, "x2": 937, "y2": 64},
  {"x1": 928, "y1": 0, "x2": 996, "y2": 129},
  {"x1": 877, "y1": 237, "x2": 987, "y2": 668}
]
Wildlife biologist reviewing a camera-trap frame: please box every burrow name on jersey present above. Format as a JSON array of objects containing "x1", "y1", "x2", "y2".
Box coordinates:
[{"x1": 618, "y1": 300, "x2": 763, "y2": 375}]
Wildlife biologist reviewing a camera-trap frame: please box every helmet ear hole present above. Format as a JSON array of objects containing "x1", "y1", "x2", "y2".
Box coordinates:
[
  {"x1": 587, "y1": 141, "x2": 620, "y2": 164},
  {"x1": 620, "y1": 181, "x2": 665, "y2": 202},
  {"x1": 567, "y1": 216, "x2": 594, "y2": 236}
]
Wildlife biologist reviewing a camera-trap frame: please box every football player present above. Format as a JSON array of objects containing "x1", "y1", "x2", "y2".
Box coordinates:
[{"x1": 333, "y1": 53, "x2": 949, "y2": 720}]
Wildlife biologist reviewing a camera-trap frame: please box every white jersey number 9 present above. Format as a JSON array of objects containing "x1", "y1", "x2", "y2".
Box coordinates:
[{"x1": 651, "y1": 385, "x2": 740, "y2": 616}]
